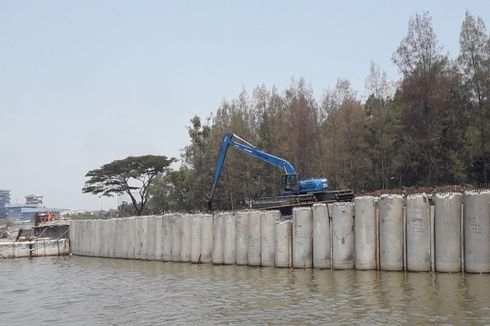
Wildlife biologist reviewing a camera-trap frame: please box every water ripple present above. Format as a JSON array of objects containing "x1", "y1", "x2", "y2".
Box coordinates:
[{"x1": 0, "y1": 257, "x2": 489, "y2": 325}]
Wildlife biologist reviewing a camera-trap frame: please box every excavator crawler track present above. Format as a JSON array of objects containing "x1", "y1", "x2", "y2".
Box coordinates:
[{"x1": 250, "y1": 189, "x2": 354, "y2": 215}]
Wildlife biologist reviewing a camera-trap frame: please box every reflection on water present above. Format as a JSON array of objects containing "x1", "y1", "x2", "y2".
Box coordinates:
[{"x1": 0, "y1": 256, "x2": 489, "y2": 325}]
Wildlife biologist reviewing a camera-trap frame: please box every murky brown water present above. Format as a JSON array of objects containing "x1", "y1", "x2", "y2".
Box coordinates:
[{"x1": 0, "y1": 256, "x2": 489, "y2": 325}]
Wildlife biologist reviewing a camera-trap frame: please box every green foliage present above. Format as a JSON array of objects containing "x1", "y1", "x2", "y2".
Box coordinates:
[
  {"x1": 458, "y1": 10, "x2": 490, "y2": 184},
  {"x1": 83, "y1": 155, "x2": 175, "y2": 215}
]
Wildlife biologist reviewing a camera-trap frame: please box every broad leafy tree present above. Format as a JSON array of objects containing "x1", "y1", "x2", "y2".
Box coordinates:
[
  {"x1": 83, "y1": 155, "x2": 175, "y2": 216},
  {"x1": 459, "y1": 11, "x2": 490, "y2": 184}
]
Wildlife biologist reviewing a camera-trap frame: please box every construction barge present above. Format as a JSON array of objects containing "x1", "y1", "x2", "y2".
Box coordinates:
[{"x1": 0, "y1": 212, "x2": 70, "y2": 259}]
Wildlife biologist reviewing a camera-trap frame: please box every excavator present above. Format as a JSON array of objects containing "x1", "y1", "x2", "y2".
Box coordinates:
[{"x1": 207, "y1": 133, "x2": 354, "y2": 213}]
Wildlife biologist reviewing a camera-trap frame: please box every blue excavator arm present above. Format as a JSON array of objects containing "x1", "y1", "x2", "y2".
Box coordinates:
[{"x1": 207, "y1": 133, "x2": 296, "y2": 210}]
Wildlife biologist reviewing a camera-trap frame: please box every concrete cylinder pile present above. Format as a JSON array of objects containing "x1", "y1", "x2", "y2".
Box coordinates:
[
  {"x1": 200, "y1": 214, "x2": 213, "y2": 263},
  {"x1": 379, "y1": 194, "x2": 404, "y2": 271},
  {"x1": 406, "y1": 194, "x2": 431, "y2": 272},
  {"x1": 261, "y1": 211, "x2": 279, "y2": 267},
  {"x1": 464, "y1": 190, "x2": 490, "y2": 273},
  {"x1": 127, "y1": 217, "x2": 136, "y2": 259},
  {"x1": 248, "y1": 212, "x2": 262, "y2": 266},
  {"x1": 275, "y1": 220, "x2": 292, "y2": 268},
  {"x1": 162, "y1": 215, "x2": 173, "y2": 261},
  {"x1": 331, "y1": 202, "x2": 354, "y2": 269},
  {"x1": 292, "y1": 207, "x2": 313, "y2": 268},
  {"x1": 434, "y1": 192, "x2": 462, "y2": 272},
  {"x1": 190, "y1": 215, "x2": 202, "y2": 263},
  {"x1": 235, "y1": 211, "x2": 249, "y2": 266},
  {"x1": 223, "y1": 212, "x2": 237, "y2": 265},
  {"x1": 154, "y1": 216, "x2": 163, "y2": 261},
  {"x1": 312, "y1": 204, "x2": 330, "y2": 269},
  {"x1": 134, "y1": 217, "x2": 143, "y2": 260},
  {"x1": 354, "y1": 196, "x2": 376, "y2": 270},
  {"x1": 212, "y1": 213, "x2": 224, "y2": 265},
  {"x1": 67, "y1": 189, "x2": 490, "y2": 274},
  {"x1": 181, "y1": 215, "x2": 192, "y2": 263}
]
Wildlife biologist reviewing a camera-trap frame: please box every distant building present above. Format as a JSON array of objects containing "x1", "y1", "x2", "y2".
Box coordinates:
[
  {"x1": 6, "y1": 204, "x2": 43, "y2": 220},
  {"x1": 0, "y1": 190, "x2": 11, "y2": 218},
  {"x1": 25, "y1": 194, "x2": 43, "y2": 206},
  {"x1": 5, "y1": 193, "x2": 63, "y2": 221}
]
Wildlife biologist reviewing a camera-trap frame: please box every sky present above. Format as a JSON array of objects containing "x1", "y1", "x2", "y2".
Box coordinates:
[{"x1": 1, "y1": 0, "x2": 489, "y2": 210}]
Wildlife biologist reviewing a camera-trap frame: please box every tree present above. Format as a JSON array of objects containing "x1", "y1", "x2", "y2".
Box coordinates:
[
  {"x1": 284, "y1": 79, "x2": 321, "y2": 179},
  {"x1": 320, "y1": 79, "x2": 358, "y2": 188},
  {"x1": 181, "y1": 115, "x2": 216, "y2": 211},
  {"x1": 253, "y1": 86, "x2": 288, "y2": 197},
  {"x1": 151, "y1": 9, "x2": 490, "y2": 211},
  {"x1": 363, "y1": 62, "x2": 401, "y2": 189},
  {"x1": 364, "y1": 93, "x2": 403, "y2": 189},
  {"x1": 364, "y1": 61, "x2": 394, "y2": 102},
  {"x1": 83, "y1": 155, "x2": 176, "y2": 216},
  {"x1": 459, "y1": 11, "x2": 490, "y2": 184},
  {"x1": 144, "y1": 168, "x2": 194, "y2": 214},
  {"x1": 392, "y1": 12, "x2": 454, "y2": 185},
  {"x1": 392, "y1": 12, "x2": 443, "y2": 79}
]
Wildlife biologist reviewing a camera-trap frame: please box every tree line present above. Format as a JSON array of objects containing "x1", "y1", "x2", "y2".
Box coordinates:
[
  {"x1": 153, "y1": 11, "x2": 490, "y2": 213},
  {"x1": 85, "y1": 11, "x2": 489, "y2": 216}
]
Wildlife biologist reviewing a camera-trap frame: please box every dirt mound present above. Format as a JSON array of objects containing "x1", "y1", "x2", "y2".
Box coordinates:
[{"x1": 357, "y1": 184, "x2": 487, "y2": 197}]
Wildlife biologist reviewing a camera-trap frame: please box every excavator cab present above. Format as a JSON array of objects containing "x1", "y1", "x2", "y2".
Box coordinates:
[{"x1": 281, "y1": 173, "x2": 300, "y2": 193}]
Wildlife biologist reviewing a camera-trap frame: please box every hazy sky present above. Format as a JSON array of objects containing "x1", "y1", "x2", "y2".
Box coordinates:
[{"x1": 1, "y1": 1, "x2": 489, "y2": 210}]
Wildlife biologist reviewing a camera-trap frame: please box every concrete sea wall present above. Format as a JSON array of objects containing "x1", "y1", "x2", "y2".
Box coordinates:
[{"x1": 69, "y1": 190, "x2": 490, "y2": 273}]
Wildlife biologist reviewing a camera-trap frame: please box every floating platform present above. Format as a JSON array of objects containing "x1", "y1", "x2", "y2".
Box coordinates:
[{"x1": 0, "y1": 238, "x2": 70, "y2": 258}]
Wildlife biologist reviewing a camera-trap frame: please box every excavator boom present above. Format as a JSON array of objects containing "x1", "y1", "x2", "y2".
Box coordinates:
[{"x1": 207, "y1": 133, "x2": 353, "y2": 212}]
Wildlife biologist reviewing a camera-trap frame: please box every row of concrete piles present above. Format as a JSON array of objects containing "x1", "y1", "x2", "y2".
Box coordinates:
[
  {"x1": 69, "y1": 190, "x2": 490, "y2": 273},
  {"x1": 300, "y1": 190, "x2": 489, "y2": 273}
]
